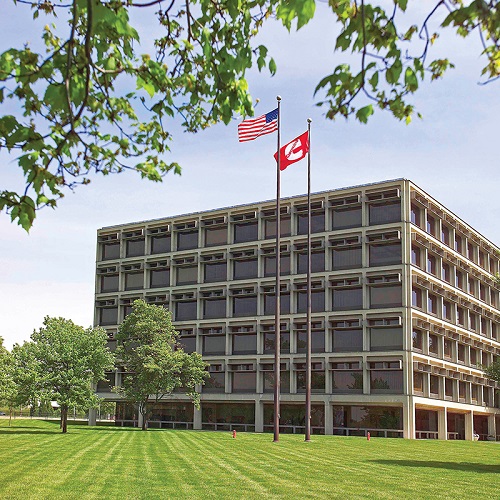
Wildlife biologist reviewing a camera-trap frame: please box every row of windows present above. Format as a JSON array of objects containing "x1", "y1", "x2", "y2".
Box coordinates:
[
  {"x1": 98, "y1": 240, "x2": 402, "y2": 293},
  {"x1": 412, "y1": 286, "x2": 499, "y2": 340},
  {"x1": 413, "y1": 372, "x2": 497, "y2": 407},
  {"x1": 97, "y1": 282, "x2": 403, "y2": 324},
  {"x1": 99, "y1": 198, "x2": 402, "y2": 260},
  {"x1": 412, "y1": 328, "x2": 497, "y2": 366},
  {"x1": 411, "y1": 244, "x2": 499, "y2": 308},
  {"x1": 411, "y1": 202, "x2": 498, "y2": 274}
]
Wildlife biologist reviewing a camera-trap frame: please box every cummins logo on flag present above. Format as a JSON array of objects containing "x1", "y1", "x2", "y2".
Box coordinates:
[{"x1": 274, "y1": 131, "x2": 309, "y2": 171}]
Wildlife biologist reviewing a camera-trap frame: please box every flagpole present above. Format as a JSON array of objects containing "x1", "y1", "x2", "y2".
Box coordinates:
[
  {"x1": 274, "y1": 95, "x2": 282, "y2": 443},
  {"x1": 305, "y1": 118, "x2": 312, "y2": 442}
]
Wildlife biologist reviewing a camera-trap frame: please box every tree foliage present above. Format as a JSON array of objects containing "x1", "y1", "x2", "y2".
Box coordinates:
[
  {"x1": 1, "y1": 0, "x2": 498, "y2": 230},
  {"x1": 14, "y1": 317, "x2": 115, "y2": 433},
  {"x1": 484, "y1": 361, "x2": 500, "y2": 385},
  {"x1": 115, "y1": 299, "x2": 208, "y2": 430}
]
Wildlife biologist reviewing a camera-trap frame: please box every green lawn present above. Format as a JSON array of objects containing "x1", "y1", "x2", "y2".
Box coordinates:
[{"x1": 0, "y1": 419, "x2": 498, "y2": 499}]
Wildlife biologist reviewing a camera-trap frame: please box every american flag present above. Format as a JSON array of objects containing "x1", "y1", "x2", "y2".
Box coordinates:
[{"x1": 238, "y1": 108, "x2": 278, "y2": 142}]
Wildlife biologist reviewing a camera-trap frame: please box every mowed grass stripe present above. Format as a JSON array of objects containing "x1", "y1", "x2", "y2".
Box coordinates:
[{"x1": 0, "y1": 420, "x2": 499, "y2": 499}]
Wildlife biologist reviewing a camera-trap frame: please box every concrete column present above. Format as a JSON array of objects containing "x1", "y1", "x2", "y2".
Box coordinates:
[
  {"x1": 324, "y1": 402, "x2": 333, "y2": 435},
  {"x1": 255, "y1": 399, "x2": 264, "y2": 433},
  {"x1": 403, "y1": 399, "x2": 414, "y2": 439},
  {"x1": 438, "y1": 407, "x2": 447, "y2": 440},
  {"x1": 193, "y1": 406, "x2": 202, "y2": 430},
  {"x1": 88, "y1": 408, "x2": 97, "y2": 426},
  {"x1": 465, "y1": 410, "x2": 474, "y2": 441}
]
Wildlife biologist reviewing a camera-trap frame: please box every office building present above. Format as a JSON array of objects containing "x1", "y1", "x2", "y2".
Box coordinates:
[{"x1": 94, "y1": 179, "x2": 500, "y2": 439}]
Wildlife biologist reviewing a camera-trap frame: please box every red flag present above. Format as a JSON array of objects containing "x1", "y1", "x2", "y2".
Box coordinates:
[{"x1": 274, "y1": 131, "x2": 309, "y2": 171}]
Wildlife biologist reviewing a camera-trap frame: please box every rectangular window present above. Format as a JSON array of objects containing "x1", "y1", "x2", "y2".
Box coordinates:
[
  {"x1": 456, "y1": 271, "x2": 464, "y2": 290},
  {"x1": 411, "y1": 246, "x2": 421, "y2": 267},
  {"x1": 458, "y1": 343, "x2": 466, "y2": 363},
  {"x1": 175, "y1": 301, "x2": 197, "y2": 321},
  {"x1": 296, "y1": 290, "x2": 325, "y2": 313},
  {"x1": 177, "y1": 230, "x2": 198, "y2": 251},
  {"x1": 125, "y1": 272, "x2": 143, "y2": 291},
  {"x1": 176, "y1": 265, "x2": 198, "y2": 285},
  {"x1": 427, "y1": 255, "x2": 437, "y2": 275},
  {"x1": 151, "y1": 235, "x2": 171, "y2": 254},
  {"x1": 428, "y1": 333, "x2": 439, "y2": 355},
  {"x1": 470, "y1": 348, "x2": 478, "y2": 366},
  {"x1": 205, "y1": 226, "x2": 227, "y2": 247},
  {"x1": 441, "y1": 225, "x2": 450, "y2": 245},
  {"x1": 455, "y1": 235, "x2": 463, "y2": 254},
  {"x1": 369, "y1": 201, "x2": 401, "y2": 225},
  {"x1": 126, "y1": 239, "x2": 144, "y2": 257},
  {"x1": 202, "y1": 335, "x2": 225, "y2": 355},
  {"x1": 427, "y1": 294, "x2": 437, "y2": 314},
  {"x1": 412, "y1": 329, "x2": 423, "y2": 351},
  {"x1": 369, "y1": 243, "x2": 402, "y2": 267},
  {"x1": 232, "y1": 334, "x2": 257, "y2": 355},
  {"x1": 263, "y1": 371, "x2": 290, "y2": 394},
  {"x1": 442, "y1": 300, "x2": 452, "y2": 320},
  {"x1": 457, "y1": 307, "x2": 465, "y2": 326},
  {"x1": 442, "y1": 263, "x2": 451, "y2": 283},
  {"x1": 332, "y1": 288, "x2": 363, "y2": 311},
  {"x1": 332, "y1": 206, "x2": 362, "y2": 229},
  {"x1": 233, "y1": 295, "x2": 257, "y2": 317},
  {"x1": 204, "y1": 372, "x2": 225, "y2": 393},
  {"x1": 264, "y1": 292, "x2": 290, "y2": 315},
  {"x1": 233, "y1": 259, "x2": 258, "y2": 280},
  {"x1": 233, "y1": 221, "x2": 258, "y2": 243},
  {"x1": 414, "y1": 372, "x2": 423, "y2": 393},
  {"x1": 263, "y1": 331, "x2": 290, "y2": 354},
  {"x1": 370, "y1": 285, "x2": 402, "y2": 308},
  {"x1": 443, "y1": 338, "x2": 453, "y2": 360},
  {"x1": 204, "y1": 262, "x2": 227, "y2": 283},
  {"x1": 331, "y1": 328, "x2": 363, "y2": 352},
  {"x1": 263, "y1": 254, "x2": 291, "y2": 277},
  {"x1": 332, "y1": 366, "x2": 363, "y2": 393},
  {"x1": 370, "y1": 327, "x2": 403, "y2": 351},
  {"x1": 426, "y1": 215, "x2": 436, "y2": 237},
  {"x1": 297, "y1": 211, "x2": 325, "y2": 235},
  {"x1": 332, "y1": 246, "x2": 362, "y2": 270},
  {"x1": 370, "y1": 363, "x2": 403, "y2": 394},
  {"x1": 101, "y1": 274, "x2": 119, "y2": 292},
  {"x1": 412, "y1": 288, "x2": 422, "y2": 308},
  {"x1": 429, "y1": 375, "x2": 439, "y2": 396},
  {"x1": 411, "y1": 204, "x2": 421, "y2": 227},
  {"x1": 264, "y1": 216, "x2": 291, "y2": 239},
  {"x1": 99, "y1": 307, "x2": 118, "y2": 326},
  {"x1": 102, "y1": 242, "x2": 120, "y2": 260},
  {"x1": 297, "y1": 251, "x2": 325, "y2": 274},
  {"x1": 203, "y1": 298, "x2": 226, "y2": 319},
  {"x1": 296, "y1": 329, "x2": 325, "y2": 353},
  {"x1": 445, "y1": 378, "x2": 454, "y2": 398},
  {"x1": 150, "y1": 268, "x2": 170, "y2": 288}
]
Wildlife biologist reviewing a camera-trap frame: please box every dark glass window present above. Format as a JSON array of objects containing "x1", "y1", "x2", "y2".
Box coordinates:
[
  {"x1": 470, "y1": 349, "x2": 478, "y2": 366},
  {"x1": 444, "y1": 338, "x2": 452, "y2": 359},
  {"x1": 332, "y1": 207, "x2": 362, "y2": 229},
  {"x1": 411, "y1": 246, "x2": 421, "y2": 267},
  {"x1": 233, "y1": 259, "x2": 258, "y2": 280},
  {"x1": 411, "y1": 204, "x2": 421, "y2": 227},
  {"x1": 101, "y1": 275, "x2": 118, "y2": 292},
  {"x1": 102, "y1": 242, "x2": 120, "y2": 260},
  {"x1": 458, "y1": 343, "x2": 466, "y2": 363},
  {"x1": 232, "y1": 334, "x2": 257, "y2": 354},
  {"x1": 263, "y1": 254, "x2": 290, "y2": 277},
  {"x1": 297, "y1": 251, "x2": 325, "y2": 274},
  {"x1": 427, "y1": 293, "x2": 437, "y2": 314},
  {"x1": 233, "y1": 296, "x2": 257, "y2": 317},
  {"x1": 454, "y1": 235, "x2": 463, "y2": 254},
  {"x1": 264, "y1": 371, "x2": 290, "y2": 394},
  {"x1": 296, "y1": 330, "x2": 325, "y2": 353},
  {"x1": 333, "y1": 405, "x2": 402, "y2": 432},
  {"x1": 412, "y1": 288, "x2": 422, "y2": 308},
  {"x1": 426, "y1": 215, "x2": 436, "y2": 237},
  {"x1": 205, "y1": 227, "x2": 227, "y2": 247},
  {"x1": 126, "y1": 239, "x2": 144, "y2": 257},
  {"x1": 332, "y1": 288, "x2": 363, "y2": 311},
  {"x1": 263, "y1": 332, "x2": 290, "y2": 353},
  {"x1": 100, "y1": 307, "x2": 118, "y2": 325},
  {"x1": 296, "y1": 290, "x2": 325, "y2": 313},
  {"x1": 264, "y1": 217, "x2": 291, "y2": 239},
  {"x1": 369, "y1": 243, "x2": 402, "y2": 267},
  {"x1": 370, "y1": 327, "x2": 403, "y2": 351},
  {"x1": 125, "y1": 272, "x2": 143, "y2": 291},
  {"x1": 369, "y1": 201, "x2": 401, "y2": 225},
  {"x1": 176, "y1": 265, "x2": 198, "y2": 285},
  {"x1": 442, "y1": 263, "x2": 451, "y2": 283},
  {"x1": 331, "y1": 328, "x2": 363, "y2": 352},
  {"x1": 234, "y1": 221, "x2": 258, "y2": 243},
  {"x1": 204, "y1": 262, "x2": 227, "y2": 283},
  {"x1": 297, "y1": 212, "x2": 325, "y2": 234},
  {"x1": 297, "y1": 370, "x2": 325, "y2": 393},
  {"x1": 202, "y1": 335, "x2": 225, "y2": 355},
  {"x1": 370, "y1": 370, "x2": 403, "y2": 393},
  {"x1": 177, "y1": 230, "x2": 198, "y2": 250},
  {"x1": 175, "y1": 301, "x2": 197, "y2": 321},
  {"x1": 179, "y1": 336, "x2": 196, "y2": 354},
  {"x1": 430, "y1": 375, "x2": 439, "y2": 396},
  {"x1": 332, "y1": 370, "x2": 363, "y2": 393},
  {"x1": 204, "y1": 373, "x2": 225, "y2": 393},
  {"x1": 427, "y1": 255, "x2": 437, "y2": 275},
  {"x1": 441, "y1": 226, "x2": 450, "y2": 245},
  {"x1": 370, "y1": 285, "x2": 402, "y2": 308},
  {"x1": 203, "y1": 299, "x2": 226, "y2": 319},
  {"x1": 151, "y1": 235, "x2": 171, "y2": 254},
  {"x1": 442, "y1": 300, "x2": 452, "y2": 320},
  {"x1": 412, "y1": 329, "x2": 423, "y2": 351},
  {"x1": 264, "y1": 293, "x2": 290, "y2": 315},
  {"x1": 232, "y1": 372, "x2": 256, "y2": 393},
  {"x1": 332, "y1": 247, "x2": 362, "y2": 270},
  {"x1": 428, "y1": 333, "x2": 439, "y2": 355},
  {"x1": 150, "y1": 269, "x2": 170, "y2": 288},
  {"x1": 414, "y1": 372, "x2": 424, "y2": 393}
]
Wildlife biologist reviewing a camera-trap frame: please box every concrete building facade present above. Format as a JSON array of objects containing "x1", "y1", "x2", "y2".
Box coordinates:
[{"x1": 94, "y1": 179, "x2": 500, "y2": 439}]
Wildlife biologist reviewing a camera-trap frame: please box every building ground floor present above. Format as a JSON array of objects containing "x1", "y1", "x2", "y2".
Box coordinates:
[{"x1": 91, "y1": 394, "x2": 500, "y2": 441}]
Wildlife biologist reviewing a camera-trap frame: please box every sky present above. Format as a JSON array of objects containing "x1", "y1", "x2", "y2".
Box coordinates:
[{"x1": 1, "y1": 2, "x2": 499, "y2": 349}]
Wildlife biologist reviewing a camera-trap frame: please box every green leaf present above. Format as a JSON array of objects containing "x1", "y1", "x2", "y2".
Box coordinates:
[{"x1": 355, "y1": 105, "x2": 374, "y2": 124}]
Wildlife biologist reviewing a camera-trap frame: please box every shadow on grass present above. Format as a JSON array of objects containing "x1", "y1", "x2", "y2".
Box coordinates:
[{"x1": 371, "y1": 459, "x2": 499, "y2": 474}]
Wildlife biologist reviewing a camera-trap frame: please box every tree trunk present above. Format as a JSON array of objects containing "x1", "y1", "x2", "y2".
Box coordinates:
[
  {"x1": 61, "y1": 405, "x2": 68, "y2": 433},
  {"x1": 140, "y1": 402, "x2": 148, "y2": 431}
]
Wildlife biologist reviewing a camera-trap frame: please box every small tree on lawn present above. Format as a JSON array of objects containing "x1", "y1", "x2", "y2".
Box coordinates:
[
  {"x1": 22, "y1": 317, "x2": 115, "y2": 433},
  {"x1": 115, "y1": 300, "x2": 208, "y2": 431}
]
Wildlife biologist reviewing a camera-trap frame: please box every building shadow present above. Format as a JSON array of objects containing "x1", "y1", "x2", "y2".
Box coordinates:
[{"x1": 371, "y1": 459, "x2": 499, "y2": 474}]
